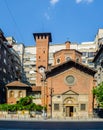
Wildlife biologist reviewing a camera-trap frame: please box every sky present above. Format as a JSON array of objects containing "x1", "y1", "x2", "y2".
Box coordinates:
[{"x1": 0, "y1": 0, "x2": 103, "y2": 46}]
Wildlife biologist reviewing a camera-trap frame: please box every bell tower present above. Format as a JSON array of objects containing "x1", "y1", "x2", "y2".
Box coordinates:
[{"x1": 33, "y1": 33, "x2": 52, "y2": 86}]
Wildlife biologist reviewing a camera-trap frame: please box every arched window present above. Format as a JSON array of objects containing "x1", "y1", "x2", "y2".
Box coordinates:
[
  {"x1": 9, "y1": 91, "x2": 14, "y2": 97},
  {"x1": 18, "y1": 91, "x2": 23, "y2": 98}
]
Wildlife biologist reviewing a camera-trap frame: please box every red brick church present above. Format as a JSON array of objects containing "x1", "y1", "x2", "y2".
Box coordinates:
[{"x1": 33, "y1": 33, "x2": 96, "y2": 118}]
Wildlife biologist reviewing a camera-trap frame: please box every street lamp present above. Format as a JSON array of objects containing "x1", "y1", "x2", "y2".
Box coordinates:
[
  {"x1": 49, "y1": 87, "x2": 54, "y2": 118},
  {"x1": 34, "y1": 70, "x2": 46, "y2": 119}
]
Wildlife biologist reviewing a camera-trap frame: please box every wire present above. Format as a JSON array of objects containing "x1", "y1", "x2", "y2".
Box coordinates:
[{"x1": 4, "y1": 0, "x2": 24, "y2": 42}]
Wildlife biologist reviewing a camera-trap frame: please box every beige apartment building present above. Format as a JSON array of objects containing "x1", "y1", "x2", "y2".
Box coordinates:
[{"x1": 94, "y1": 28, "x2": 103, "y2": 49}]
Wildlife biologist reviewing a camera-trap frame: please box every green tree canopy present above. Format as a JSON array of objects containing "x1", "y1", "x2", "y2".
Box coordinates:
[
  {"x1": 18, "y1": 96, "x2": 33, "y2": 106},
  {"x1": 0, "y1": 96, "x2": 43, "y2": 112},
  {"x1": 93, "y1": 82, "x2": 103, "y2": 107}
]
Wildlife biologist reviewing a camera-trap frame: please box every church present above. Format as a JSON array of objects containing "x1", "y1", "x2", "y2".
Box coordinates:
[{"x1": 33, "y1": 32, "x2": 96, "y2": 118}]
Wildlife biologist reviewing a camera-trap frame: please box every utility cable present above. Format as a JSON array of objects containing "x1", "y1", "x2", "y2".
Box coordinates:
[{"x1": 4, "y1": 0, "x2": 24, "y2": 43}]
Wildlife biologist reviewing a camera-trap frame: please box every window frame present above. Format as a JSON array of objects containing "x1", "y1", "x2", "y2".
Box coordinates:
[
  {"x1": 54, "y1": 103, "x2": 60, "y2": 111},
  {"x1": 80, "y1": 103, "x2": 86, "y2": 111}
]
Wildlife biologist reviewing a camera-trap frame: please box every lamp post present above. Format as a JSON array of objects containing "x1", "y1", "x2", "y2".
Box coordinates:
[
  {"x1": 34, "y1": 70, "x2": 46, "y2": 119},
  {"x1": 49, "y1": 87, "x2": 54, "y2": 118}
]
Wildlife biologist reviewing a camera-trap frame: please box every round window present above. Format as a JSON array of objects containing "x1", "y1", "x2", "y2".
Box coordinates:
[
  {"x1": 57, "y1": 58, "x2": 60, "y2": 63},
  {"x1": 66, "y1": 57, "x2": 71, "y2": 61},
  {"x1": 65, "y1": 75, "x2": 75, "y2": 85}
]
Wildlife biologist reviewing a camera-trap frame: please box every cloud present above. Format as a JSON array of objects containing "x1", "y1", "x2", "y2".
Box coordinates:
[
  {"x1": 50, "y1": 0, "x2": 59, "y2": 5},
  {"x1": 76, "y1": 0, "x2": 82, "y2": 3},
  {"x1": 44, "y1": 0, "x2": 60, "y2": 20},
  {"x1": 76, "y1": 0, "x2": 94, "y2": 4}
]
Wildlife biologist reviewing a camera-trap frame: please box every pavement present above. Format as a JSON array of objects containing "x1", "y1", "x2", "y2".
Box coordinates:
[{"x1": 0, "y1": 117, "x2": 103, "y2": 122}]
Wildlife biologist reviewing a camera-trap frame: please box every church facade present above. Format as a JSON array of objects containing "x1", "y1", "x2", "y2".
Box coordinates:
[{"x1": 33, "y1": 32, "x2": 96, "y2": 118}]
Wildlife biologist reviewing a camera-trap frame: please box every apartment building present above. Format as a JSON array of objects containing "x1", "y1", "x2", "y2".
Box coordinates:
[
  {"x1": 93, "y1": 45, "x2": 103, "y2": 86},
  {"x1": 23, "y1": 46, "x2": 36, "y2": 85},
  {"x1": 94, "y1": 28, "x2": 103, "y2": 49},
  {"x1": 0, "y1": 29, "x2": 21, "y2": 103},
  {"x1": 91, "y1": 29, "x2": 103, "y2": 86},
  {"x1": 77, "y1": 42, "x2": 97, "y2": 68},
  {"x1": 93, "y1": 29, "x2": 103, "y2": 86},
  {"x1": 6, "y1": 37, "x2": 25, "y2": 81}
]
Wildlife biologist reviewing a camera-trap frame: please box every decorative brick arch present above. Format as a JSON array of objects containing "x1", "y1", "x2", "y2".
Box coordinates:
[{"x1": 63, "y1": 97, "x2": 77, "y2": 105}]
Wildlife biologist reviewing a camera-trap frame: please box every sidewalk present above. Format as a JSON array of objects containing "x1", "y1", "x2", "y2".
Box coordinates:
[{"x1": 0, "y1": 116, "x2": 103, "y2": 122}]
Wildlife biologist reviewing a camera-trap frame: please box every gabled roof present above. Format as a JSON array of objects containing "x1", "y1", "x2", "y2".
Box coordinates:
[
  {"x1": 93, "y1": 45, "x2": 103, "y2": 62},
  {"x1": 46, "y1": 60, "x2": 96, "y2": 78},
  {"x1": 62, "y1": 90, "x2": 79, "y2": 95},
  {"x1": 6, "y1": 81, "x2": 29, "y2": 87}
]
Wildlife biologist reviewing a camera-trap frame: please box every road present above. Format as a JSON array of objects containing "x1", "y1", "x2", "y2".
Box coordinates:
[{"x1": 0, "y1": 120, "x2": 103, "y2": 129}]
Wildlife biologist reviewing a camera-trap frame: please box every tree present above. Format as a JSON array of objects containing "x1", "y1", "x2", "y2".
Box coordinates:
[
  {"x1": 0, "y1": 104, "x2": 8, "y2": 111},
  {"x1": 35, "y1": 105, "x2": 43, "y2": 112},
  {"x1": 93, "y1": 82, "x2": 103, "y2": 107},
  {"x1": 17, "y1": 96, "x2": 43, "y2": 111},
  {"x1": 0, "y1": 96, "x2": 43, "y2": 112},
  {"x1": 18, "y1": 96, "x2": 33, "y2": 106},
  {"x1": 8, "y1": 104, "x2": 17, "y2": 112}
]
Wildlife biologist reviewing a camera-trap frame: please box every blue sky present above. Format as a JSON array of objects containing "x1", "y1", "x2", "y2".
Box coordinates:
[{"x1": 0, "y1": 0, "x2": 103, "y2": 46}]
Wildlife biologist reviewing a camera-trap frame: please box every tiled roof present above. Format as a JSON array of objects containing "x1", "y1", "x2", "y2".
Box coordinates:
[{"x1": 6, "y1": 81, "x2": 29, "y2": 87}]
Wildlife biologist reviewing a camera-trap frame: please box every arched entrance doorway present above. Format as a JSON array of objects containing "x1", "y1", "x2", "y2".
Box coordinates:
[
  {"x1": 66, "y1": 106, "x2": 73, "y2": 117},
  {"x1": 63, "y1": 97, "x2": 78, "y2": 117}
]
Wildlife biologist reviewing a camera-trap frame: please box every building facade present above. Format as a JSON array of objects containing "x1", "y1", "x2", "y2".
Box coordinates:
[
  {"x1": 6, "y1": 80, "x2": 29, "y2": 104},
  {"x1": 92, "y1": 29, "x2": 103, "y2": 86},
  {"x1": 33, "y1": 32, "x2": 96, "y2": 118},
  {"x1": 0, "y1": 29, "x2": 21, "y2": 103},
  {"x1": 46, "y1": 60, "x2": 96, "y2": 118},
  {"x1": 93, "y1": 45, "x2": 103, "y2": 86}
]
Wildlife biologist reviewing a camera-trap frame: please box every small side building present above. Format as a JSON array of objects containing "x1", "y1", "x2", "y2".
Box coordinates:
[{"x1": 6, "y1": 80, "x2": 29, "y2": 104}]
